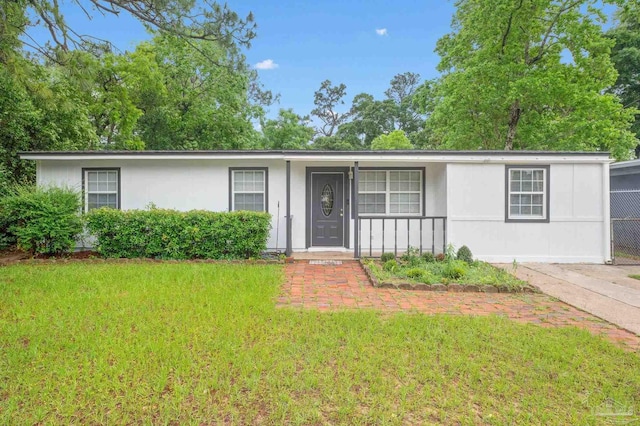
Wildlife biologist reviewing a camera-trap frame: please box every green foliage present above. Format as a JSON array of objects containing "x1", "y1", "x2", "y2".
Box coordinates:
[
  {"x1": 380, "y1": 252, "x2": 396, "y2": 262},
  {"x1": 405, "y1": 267, "x2": 426, "y2": 279},
  {"x1": 421, "y1": 251, "x2": 435, "y2": 263},
  {"x1": 430, "y1": 0, "x2": 637, "y2": 160},
  {"x1": 0, "y1": 186, "x2": 83, "y2": 255},
  {"x1": 383, "y1": 259, "x2": 399, "y2": 273},
  {"x1": 85, "y1": 208, "x2": 271, "y2": 259},
  {"x1": 371, "y1": 130, "x2": 414, "y2": 150},
  {"x1": 456, "y1": 245, "x2": 474, "y2": 264},
  {"x1": 443, "y1": 260, "x2": 469, "y2": 280},
  {"x1": 311, "y1": 80, "x2": 350, "y2": 137},
  {"x1": 606, "y1": 3, "x2": 640, "y2": 144},
  {"x1": 261, "y1": 109, "x2": 313, "y2": 149}
]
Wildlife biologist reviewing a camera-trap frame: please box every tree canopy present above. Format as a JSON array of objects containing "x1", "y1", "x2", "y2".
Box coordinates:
[
  {"x1": 607, "y1": 3, "x2": 640, "y2": 149},
  {"x1": 428, "y1": 0, "x2": 637, "y2": 160}
]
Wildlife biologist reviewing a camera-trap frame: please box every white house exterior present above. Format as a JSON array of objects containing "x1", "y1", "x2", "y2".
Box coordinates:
[{"x1": 20, "y1": 150, "x2": 612, "y2": 263}]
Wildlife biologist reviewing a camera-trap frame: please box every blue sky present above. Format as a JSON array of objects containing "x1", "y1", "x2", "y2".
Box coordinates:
[{"x1": 29, "y1": 0, "x2": 456, "y2": 118}]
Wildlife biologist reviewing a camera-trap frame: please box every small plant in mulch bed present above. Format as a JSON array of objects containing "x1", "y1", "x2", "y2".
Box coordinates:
[
  {"x1": 380, "y1": 252, "x2": 396, "y2": 262},
  {"x1": 367, "y1": 245, "x2": 531, "y2": 291}
]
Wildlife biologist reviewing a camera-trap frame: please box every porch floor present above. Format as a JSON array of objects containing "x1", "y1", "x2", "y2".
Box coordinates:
[{"x1": 291, "y1": 251, "x2": 355, "y2": 260}]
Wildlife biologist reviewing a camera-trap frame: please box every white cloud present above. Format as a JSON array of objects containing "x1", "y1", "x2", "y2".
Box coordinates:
[
  {"x1": 375, "y1": 28, "x2": 388, "y2": 36},
  {"x1": 255, "y1": 59, "x2": 279, "y2": 70}
]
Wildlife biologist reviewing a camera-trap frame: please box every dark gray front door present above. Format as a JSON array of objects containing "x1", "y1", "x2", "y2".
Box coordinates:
[{"x1": 311, "y1": 173, "x2": 344, "y2": 246}]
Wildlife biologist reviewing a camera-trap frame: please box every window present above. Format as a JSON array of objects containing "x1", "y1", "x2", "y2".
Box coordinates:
[
  {"x1": 230, "y1": 168, "x2": 268, "y2": 212},
  {"x1": 358, "y1": 170, "x2": 422, "y2": 215},
  {"x1": 84, "y1": 169, "x2": 119, "y2": 211},
  {"x1": 506, "y1": 166, "x2": 549, "y2": 222}
]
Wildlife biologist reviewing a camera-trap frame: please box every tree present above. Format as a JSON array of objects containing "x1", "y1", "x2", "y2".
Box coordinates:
[
  {"x1": 0, "y1": 60, "x2": 96, "y2": 186},
  {"x1": 385, "y1": 72, "x2": 425, "y2": 136},
  {"x1": 10, "y1": 0, "x2": 256, "y2": 63},
  {"x1": 371, "y1": 130, "x2": 413, "y2": 150},
  {"x1": 309, "y1": 136, "x2": 355, "y2": 151},
  {"x1": 607, "y1": 4, "x2": 640, "y2": 150},
  {"x1": 133, "y1": 34, "x2": 265, "y2": 150},
  {"x1": 337, "y1": 93, "x2": 395, "y2": 148},
  {"x1": 311, "y1": 80, "x2": 351, "y2": 137},
  {"x1": 430, "y1": 0, "x2": 637, "y2": 160},
  {"x1": 261, "y1": 109, "x2": 314, "y2": 149}
]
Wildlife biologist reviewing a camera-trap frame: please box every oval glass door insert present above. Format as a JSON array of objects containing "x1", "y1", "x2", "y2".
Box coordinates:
[{"x1": 321, "y1": 184, "x2": 334, "y2": 216}]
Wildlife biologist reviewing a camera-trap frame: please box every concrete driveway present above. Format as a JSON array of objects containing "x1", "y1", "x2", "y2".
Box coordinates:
[{"x1": 501, "y1": 263, "x2": 640, "y2": 335}]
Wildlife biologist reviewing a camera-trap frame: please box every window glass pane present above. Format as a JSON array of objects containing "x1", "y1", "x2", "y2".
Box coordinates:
[
  {"x1": 107, "y1": 181, "x2": 117, "y2": 191},
  {"x1": 88, "y1": 181, "x2": 98, "y2": 191},
  {"x1": 509, "y1": 168, "x2": 546, "y2": 219},
  {"x1": 359, "y1": 194, "x2": 385, "y2": 214}
]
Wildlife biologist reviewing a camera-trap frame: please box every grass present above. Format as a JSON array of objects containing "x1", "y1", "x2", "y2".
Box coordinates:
[
  {"x1": 366, "y1": 255, "x2": 529, "y2": 290},
  {"x1": 2, "y1": 263, "x2": 640, "y2": 424},
  {"x1": 630, "y1": 274, "x2": 640, "y2": 280}
]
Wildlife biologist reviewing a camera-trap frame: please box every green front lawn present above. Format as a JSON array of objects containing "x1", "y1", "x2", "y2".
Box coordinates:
[{"x1": 1, "y1": 263, "x2": 639, "y2": 424}]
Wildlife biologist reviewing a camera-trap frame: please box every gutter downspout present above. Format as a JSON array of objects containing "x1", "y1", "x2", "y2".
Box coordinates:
[
  {"x1": 353, "y1": 161, "x2": 359, "y2": 258},
  {"x1": 603, "y1": 162, "x2": 612, "y2": 264},
  {"x1": 286, "y1": 161, "x2": 292, "y2": 257}
]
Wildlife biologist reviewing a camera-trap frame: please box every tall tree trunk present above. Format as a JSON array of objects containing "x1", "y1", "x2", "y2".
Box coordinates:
[{"x1": 505, "y1": 99, "x2": 521, "y2": 150}]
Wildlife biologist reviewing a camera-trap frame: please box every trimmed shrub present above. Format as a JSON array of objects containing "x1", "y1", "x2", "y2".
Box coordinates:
[
  {"x1": 443, "y1": 260, "x2": 468, "y2": 279},
  {"x1": 380, "y1": 252, "x2": 395, "y2": 262},
  {"x1": 0, "y1": 186, "x2": 83, "y2": 255},
  {"x1": 85, "y1": 208, "x2": 271, "y2": 259},
  {"x1": 457, "y1": 245, "x2": 474, "y2": 264},
  {"x1": 383, "y1": 259, "x2": 398, "y2": 272},
  {"x1": 421, "y1": 252, "x2": 435, "y2": 263}
]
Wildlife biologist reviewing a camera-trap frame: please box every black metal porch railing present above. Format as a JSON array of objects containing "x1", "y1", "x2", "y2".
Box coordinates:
[{"x1": 357, "y1": 216, "x2": 447, "y2": 258}]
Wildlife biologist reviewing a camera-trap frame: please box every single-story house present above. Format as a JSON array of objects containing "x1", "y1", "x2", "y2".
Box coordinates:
[{"x1": 20, "y1": 150, "x2": 612, "y2": 263}]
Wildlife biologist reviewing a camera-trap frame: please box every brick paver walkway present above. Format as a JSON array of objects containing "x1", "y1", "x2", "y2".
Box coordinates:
[{"x1": 279, "y1": 260, "x2": 640, "y2": 351}]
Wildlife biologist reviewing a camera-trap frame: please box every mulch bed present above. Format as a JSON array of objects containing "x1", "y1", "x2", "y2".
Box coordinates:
[
  {"x1": 0, "y1": 249, "x2": 283, "y2": 266},
  {"x1": 360, "y1": 259, "x2": 540, "y2": 293}
]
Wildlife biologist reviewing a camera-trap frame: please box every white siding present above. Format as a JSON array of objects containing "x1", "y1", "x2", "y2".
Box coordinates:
[
  {"x1": 38, "y1": 159, "x2": 288, "y2": 250},
  {"x1": 35, "y1": 156, "x2": 609, "y2": 263},
  {"x1": 446, "y1": 163, "x2": 607, "y2": 263}
]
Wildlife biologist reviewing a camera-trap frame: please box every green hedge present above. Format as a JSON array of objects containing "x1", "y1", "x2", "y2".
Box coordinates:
[
  {"x1": 85, "y1": 208, "x2": 272, "y2": 260},
  {"x1": 0, "y1": 186, "x2": 83, "y2": 255}
]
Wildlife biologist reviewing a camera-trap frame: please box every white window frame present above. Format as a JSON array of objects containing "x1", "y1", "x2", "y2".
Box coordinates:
[
  {"x1": 506, "y1": 166, "x2": 549, "y2": 222},
  {"x1": 230, "y1": 168, "x2": 268, "y2": 212},
  {"x1": 358, "y1": 169, "x2": 423, "y2": 217},
  {"x1": 84, "y1": 169, "x2": 119, "y2": 212}
]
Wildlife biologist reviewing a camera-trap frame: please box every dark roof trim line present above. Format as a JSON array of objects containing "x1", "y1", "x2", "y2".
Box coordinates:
[{"x1": 19, "y1": 150, "x2": 610, "y2": 157}]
